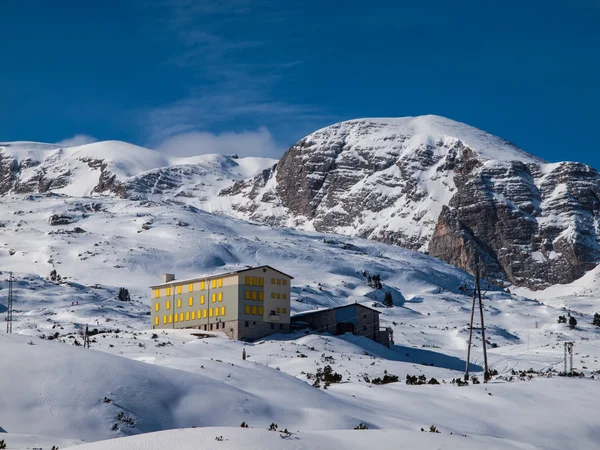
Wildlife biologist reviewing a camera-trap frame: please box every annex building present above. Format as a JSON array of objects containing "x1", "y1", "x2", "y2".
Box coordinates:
[
  {"x1": 290, "y1": 303, "x2": 391, "y2": 347},
  {"x1": 150, "y1": 265, "x2": 293, "y2": 340}
]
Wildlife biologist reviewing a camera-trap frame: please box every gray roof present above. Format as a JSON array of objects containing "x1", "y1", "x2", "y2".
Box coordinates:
[
  {"x1": 150, "y1": 265, "x2": 294, "y2": 289},
  {"x1": 291, "y1": 302, "x2": 381, "y2": 319}
]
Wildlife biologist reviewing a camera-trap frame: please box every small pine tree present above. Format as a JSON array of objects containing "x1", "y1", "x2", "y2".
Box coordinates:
[
  {"x1": 592, "y1": 313, "x2": 600, "y2": 327},
  {"x1": 569, "y1": 316, "x2": 577, "y2": 329},
  {"x1": 118, "y1": 287, "x2": 131, "y2": 302},
  {"x1": 372, "y1": 274, "x2": 382, "y2": 290},
  {"x1": 367, "y1": 275, "x2": 372, "y2": 287},
  {"x1": 383, "y1": 291, "x2": 393, "y2": 307},
  {"x1": 558, "y1": 315, "x2": 567, "y2": 324},
  {"x1": 0, "y1": 439, "x2": 6, "y2": 449}
]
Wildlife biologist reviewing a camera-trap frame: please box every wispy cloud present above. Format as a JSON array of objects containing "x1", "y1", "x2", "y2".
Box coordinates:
[
  {"x1": 138, "y1": 0, "x2": 331, "y2": 154},
  {"x1": 56, "y1": 134, "x2": 98, "y2": 147},
  {"x1": 156, "y1": 127, "x2": 283, "y2": 158}
]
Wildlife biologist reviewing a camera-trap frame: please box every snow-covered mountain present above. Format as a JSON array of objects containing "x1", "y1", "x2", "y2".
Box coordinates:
[{"x1": 220, "y1": 115, "x2": 600, "y2": 289}]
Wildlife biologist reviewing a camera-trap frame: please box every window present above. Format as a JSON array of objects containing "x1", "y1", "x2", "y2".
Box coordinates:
[
  {"x1": 174, "y1": 314, "x2": 178, "y2": 323},
  {"x1": 189, "y1": 283, "x2": 193, "y2": 292},
  {"x1": 155, "y1": 289, "x2": 160, "y2": 298},
  {"x1": 203, "y1": 309, "x2": 207, "y2": 319},
  {"x1": 177, "y1": 285, "x2": 182, "y2": 294},
  {"x1": 277, "y1": 293, "x2": 281, "y2": 299},
  {"x1": 245, "y1": 321, "x2": 249, "y2": 327},
  {"x1": 279, "y1": 324, "x2": 283, "y2": 330},
  {"x1": 166, "y1": 300, "x2": 171, "y2": 310},
  {"x1": 218, "y1": 278, "x2": 223, "y2": 287},
  {"x1": 283, "y1": 308, "x2": 287, "y2": 313},
  {"x1": 154, "y1": 316, "x2": 159, "y2": 326},
  {"x1": 188, "y1": 297, "x2": 193, "y2": 306},
  {"x1": 180, "y1": 313, "x2": 184, "y2": 322},
  {"x1": 282, "y1": 294, "x2": 287, "y2": 300},
  {"x1": 258, "y1": 292, "x2": 264, "y2": 301},
  {"x1": 177, "y1": 299, "x2": 182, "y2": 308},
  {"x1": 245, "y1": 276, "x2": 251, "y2": 285},
  {"x1": 245, "y1": 305, "x2": 251, "y2": 314},
  {"x1": 200, "y1": 295, "x2": 205, "y2": 305},
  {"x1": 163, "y1": 315, "x2": 167, "y2": 325},
  {"x1": 252, "y1": 306, "x2": 257, "y2": 315},
  {"x1": 200, "y1": 281, "x2": 205, "y2": 290},
  {"x1": 155, "y1": 302, "x2": 160, "y2": 312},
  {"x1": 252, "y1": 277, "x2": 257, "y2": 286},
  {"x1": 209, "y1": 308, "x2": 213, "y2": 317},
  {"x1": 221, "y1": 306, "x2": 225, "y2": 316},
  {"x1": 252, "y1": 291, "x2": 257, "y2": 301},
  {"x1": 271, "y1": 278, "x2": 275, "y2": 284},
  {"x1": 215, "y1": 308, "x2": 219, "y2": 317},
  {"x1": 363, "y1": 314, "x2": 366, "y2": 319},
  {"x1": 277, "y1": 307, "x2": 282, "y2": 313},
  {"x1": 191, "y1": 311, "x2": 196, "y2": 320},
  {"x1": 218, "y1": 292, "x2": 223, "y2": 302},
  {"x1": 258, "y1": 277, "x2": 264, "y2": 286},
  {"x1": 211, "y1": 279, "x2": 217, "y2": 289},
  {"x1": 185, "y1": 312, "x2": 190, "y2": 321},
  {"x1": 271, "y1": 292, "x2": 275, "y2": 299},
  {"x1": 166, "y1": 287, "x2": 171, "y2": 296},
  {"x1": 258, "y1": 306, "x2": 263, "y2": 315},
  {"x1": 277, "y1": 279, "x2": 281, "y2": 285},
  {"x1": 169, "y1": 314, "x2": 173, "y2": 323},
  {"x1": 210, "y1": 324, "x2": 213, "y2": 331},
  {"x1": 212, "y1": 293, "x2": 216, "y2": 303},
  {"x1": 245, "y1": 290, "x2": 250, "y2": 300},
  {"x1": 270, "y1": 323, "x2": 274, "y2": 330},
  {"x1": 283, "y1": 279, "x2": 287, "y2": 285},
  {"x1": 363, "y1": 326, "x2": 366, "y2": 331}
]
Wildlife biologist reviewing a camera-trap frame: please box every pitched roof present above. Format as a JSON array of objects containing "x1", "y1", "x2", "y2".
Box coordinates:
[
  {"x1": 149, "y1": 265, "x2": 294, "y2": 289},
  {"x1": 291, "y1": 302, "x2": 381, "y2": 319}
]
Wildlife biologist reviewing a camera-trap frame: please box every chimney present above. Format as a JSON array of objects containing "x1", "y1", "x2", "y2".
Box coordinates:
[{"x1": 162, "y1": 273, "x2": 175, "y2": 283}]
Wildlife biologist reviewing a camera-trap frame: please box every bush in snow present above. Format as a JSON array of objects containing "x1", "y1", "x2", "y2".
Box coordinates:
[
  {"x1": 118, "y1": 287, "x2": 131, "y2": 302},
  {"x1": 269, "y1": 423, "x2": 278, "y2": 431},
  {"x1": 240, "y1": 422, "x2": 249, "y2": 428},
  {"x1": 558, "y1": 315, "x2": 567, "y2": 324},
  {"x1": 354, "y1": 423, "x2": 368, "y2": 430},
  {"x1": 592, "y1": 313, "x2": 600, "y2": 327},
  {"x1": 569, "y1": 316, "x2": 577, "y2": 329},
  {"x1": 372, "y1": 370, "x2": 399, "y2": 385}
]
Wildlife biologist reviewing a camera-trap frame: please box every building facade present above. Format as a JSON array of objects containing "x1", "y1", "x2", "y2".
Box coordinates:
[
  {"x1": 150, "y1": 266, "x2": 292, "y2": 340},
  {"x1": 290, "y1": 303, "x2": 390, "y2": 347}
]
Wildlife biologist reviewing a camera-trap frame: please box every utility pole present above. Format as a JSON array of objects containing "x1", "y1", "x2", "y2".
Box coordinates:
[
  {"x1": 5, "y1": 272, "x2": 15, "y2": 334},
  {"x1": 84, "y1": 325, "x2": 91, "y2": 348},
  {"x1": 464, "y1": 262, "x2": 490, "y2": 381}
]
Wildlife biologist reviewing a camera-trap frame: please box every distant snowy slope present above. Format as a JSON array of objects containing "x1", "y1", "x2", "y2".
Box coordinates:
[{"x1": 220, "y1": 115, "x2": 600, "y2": 289}]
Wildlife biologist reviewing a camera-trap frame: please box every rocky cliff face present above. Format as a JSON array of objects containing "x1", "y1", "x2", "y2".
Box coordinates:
[{"x1": 220, "y1": 116, "x2": 600, "y2": 289}]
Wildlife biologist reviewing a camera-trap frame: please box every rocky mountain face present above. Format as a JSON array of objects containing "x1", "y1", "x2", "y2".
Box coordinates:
[
  {"x1": 220, "y1": 116, "x2": 600, "y2": 289},
  {"x1": 2, "y1": 116, "x2": 599, "y2": 290}
]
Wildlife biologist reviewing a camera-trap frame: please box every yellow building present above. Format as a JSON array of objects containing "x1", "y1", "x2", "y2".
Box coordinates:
[{"x1": 150, "y1": 265, "x2": 292, "y2": 340}]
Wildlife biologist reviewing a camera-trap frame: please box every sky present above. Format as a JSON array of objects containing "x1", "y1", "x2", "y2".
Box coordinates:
[{"x1": 0, "y1": 0, "x2": 598, "y2": 165}]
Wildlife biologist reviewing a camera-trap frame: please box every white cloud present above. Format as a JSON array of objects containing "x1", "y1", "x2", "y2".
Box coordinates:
[
  {"x1": 155, "y1": 127, "x2": 284, "y2": 158},
  {"x1": 56, "y1": 134, "x2": 98, "y2": 147}
]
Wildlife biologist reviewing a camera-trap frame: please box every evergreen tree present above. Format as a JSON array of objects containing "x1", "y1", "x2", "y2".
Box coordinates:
[
  {"x1": 383, "y1": 291, "x2": 393, "y2": 307},
  {"x1": 372, "y1": 274, "x2": 382, "y2": 289},
  {"x1": 118, "y1": 287, "x2": 131, "y2": 302},
  {"x1": 569, "y1": 316, "x2": 577, "y2": 329},
  {"x1": 367, "y1": 275, "x2": 372, "y2": 287},
  {"x1": 592, "y1": 313, "x2": 600, "y2": 327},
  {"x1": 558, "y1": 315, "x2": 567, "y2": 324}
]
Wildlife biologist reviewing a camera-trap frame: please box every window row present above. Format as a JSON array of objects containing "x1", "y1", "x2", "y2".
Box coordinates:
[
  {"x1": 154, "y1": 278, "x2": 224, "y2": 298},
  {"x1": 244, "y1": 276, "x2": 265, "y2": 286},
  {"x1": 244, "y1": 305, "x2": 264, "y2": 315},
  {"x1": 244, "y1": 290, "x2": 264, "y2": 301},
  {"x1": 275, "y1": 307, "x2": 287, "y2": 314},
  {"x1": 270, "y1": 292, "x2": 287, "y2": 299},
  {"x1": 154, "y1": 306, "x2": 227, "y2": 325},
  {"x1": 271, "y1": 278, "x2": 287, "y2": 285},
  {"x1": 156, "y1": 293, "x2": 223, "y2": 311}
]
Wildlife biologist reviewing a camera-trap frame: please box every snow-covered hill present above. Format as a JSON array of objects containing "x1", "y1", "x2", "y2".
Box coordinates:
[{"x1": 220, "y1": 115, "x2": 600, "y2": 289}]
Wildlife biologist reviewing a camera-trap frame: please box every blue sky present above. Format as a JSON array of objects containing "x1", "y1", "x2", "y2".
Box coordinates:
[{"x1": 0, "y1": 0, "x2": 598, "y2": 164}]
